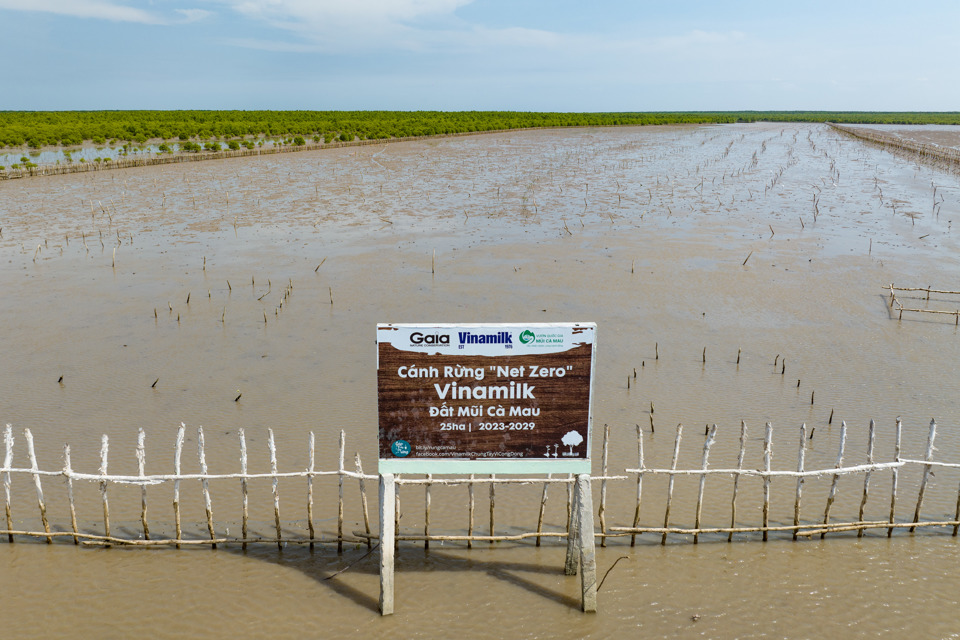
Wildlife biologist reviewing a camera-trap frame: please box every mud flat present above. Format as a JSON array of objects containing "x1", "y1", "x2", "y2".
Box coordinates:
[{"x1": 2, "y1": 123, "x2": 960, "y2": 638}]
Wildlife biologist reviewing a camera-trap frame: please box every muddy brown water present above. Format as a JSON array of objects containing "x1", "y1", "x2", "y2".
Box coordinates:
[{"x1": 2, "y1": 123, "x2": 960, "y2": 638}]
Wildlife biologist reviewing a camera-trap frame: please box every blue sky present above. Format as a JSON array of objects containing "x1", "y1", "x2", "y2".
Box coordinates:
[{"x1": 1, "y1": 0, "x2": 958, "y2": 111}]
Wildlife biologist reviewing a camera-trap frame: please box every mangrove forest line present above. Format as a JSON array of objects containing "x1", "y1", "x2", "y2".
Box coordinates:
[{"x1": 2, "y1": 111, "x2": 960, "y2": 149}]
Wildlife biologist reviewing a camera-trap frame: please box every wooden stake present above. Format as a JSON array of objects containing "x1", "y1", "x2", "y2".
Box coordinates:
[
  {"x1": 3, "y1": 424, "x2": 13, "y2": 542},
  {"x1": 858, "y1": 419, "x2": 876, "y2": 537},
  {"x1": 694, "y1": 424, "x2": 717, "y2": 543},
  {"x1": 356, "y1": 453, "x2": 371, "y2": 548},
  {"x1": 489, "y1": 474, "x2": 496, "y2": 540},
  {"x1": 564, "y1": 474, "x2": 582, "y2": 576},
  {"x1": 762, "y1": 422, "x2": 773, "y2": 541},
  {"x1": 821, "y1": 421, "x2": 847, "y2": 538},
  {"x1": 174, "y1": 424, "x2": 184, "y2": 547},
  {"x1": 269, "y1": 429, "x2": 282, "y2": 550},
  {"x1": 240, "y1": 429, "x2": 248, "y2": 549},
  {"x1": 631, "y1": 424, "x2": 644, "y2": 546},
  {"x1": 662, "y1": 423, "x2": 683, "y2": 545},
  {"x1": 576, "y1": 474, "x2": 598, "y2": 613},
  {"x1": 536, "y1": 473, "x2": 551, "y2": 547},
  {"x1": 911, "y1": 419, "x2": 938, "y2": 532},
  {"x1": 338, "y1": 430, "x2": 345, "y2": 553},
  {"x1": 99, "y1": 434, "x2": 111, "y2": 538},
  {"x1": 599, "y1": 424, "x2": 610, "y2": 546},
  {"x1": 793, "y1": 423, "x2": 807, "y2": 540},
  {"x1": 64, "y1": 444, "x2": 78, "y2": 544},
  {"x1": 307, "y1": 432, "x2": 315, "y2": 548},
  {"x1": 197, "y1": 426, "x2": 216, "y2": 547},
  {"x1": 729, "y1": 420, "x2": 747, "y2": 542},
  {"x1": 379, "y1": 473, "x2": 396, "y2": 616},
  {"x1": 467, "y1": 474, "x2": 475, "y2": 549},
  {"x1": 889, "y1": 418, "x2": 902, "y2": 537},
  {"x1": 24, "y1": 429, "x2": 51, "y2": 543},
  {"x1": 424, "y1": 474, "x2": 432, "y2": 549},
  {"x1": 137, "y1": 428, "x2": 149, "y2": 540}
]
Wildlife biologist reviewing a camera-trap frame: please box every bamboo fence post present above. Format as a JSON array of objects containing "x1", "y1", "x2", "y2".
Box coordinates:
[
  {"x1": 4, "y1": 424, "x2": 13, "y2": 542},
  {"x1": 821, "y1": 421, "x2": 847, "y2": 538},
  {"x1": 599, "y1": 424, "x2": 609, "y2": 546},
  {"x1": 355, "y1": 453, "x2": 371, "y2": 548},
  {"x1": 762, "y1": 422, "x2": 773, "y2": 541},
  {"x1": 24, "y1": 429, "x2": 51, "y2": 543},
  {"x1": 394, "y1": 475, "x2": 400, "y2": 552},
  {"x1": 694, "y1": 424, "x2": 718, "y2": 543},
  {"x1": 99, "y1": 434, "x2": 110, "y2": 538},
  {"x1": 858, "y1": 419, "x2": 876, "y2": 537},
  {"x1": 662, "y1": 423, "x2": 683, "y2": 545},
  {"x1": 338, "y1": 430, "x2": 345, "y2": 553},
  {"x1": 793, "y1": 424, "x2": 807, "y2": 540},
  {"x1": 467, "y1": 474, "x2": 474, "y2": 549},
  {"x1": 536, "y1": 473, "x2": 551, "y2": 547},
  {"x1": 307, "y1": 432, "x2": 315, "y2": 549},
  {"x1": 424, "y1": 474, "x2": 432, "y2": 549},
  {"x1": 239, "y1": 428, "x2": 248, "y2": 549},
  {"x1": 911, "y1": 419, "x2": 938, "y2": 532},
  {"x1": 137, "y1": 428, "x2": 149, "y2": 540},
  {"x1": 197, "y1": 426, "x2": 216, "y2": 547},
  {"x1": 953, "y1": 472, "x2": 960, "y2": 536},
  {"x1": 489, "y1": 474, "x2": 496, "y2": 540},
  {"x1": 564, "y1": 474, "x2": 582, "y2": 576},
  {"x1": 889, "y1": 417, "x2": 902, "y2": 537},
  {"x1": 174, "y1": 424, "x2": 184, "y2": 547},
  {"x1": 729, "y1": 420, "x2": 747, "y2": 542},
  {"x1": 576, "y1": 474, "x2": 598, "y2": 613},
  {"x1": 64, "y1": 444, "x2": 78, "y2": 544},
  {"x1": 269, "y1": 429, "x2": 282, "y2": 550},
  {"x1": 631, "y1": 424, "x2": 644, "y2": 546},
  {"x1": 379, "y1": 473, "x2": 396, "y2": 616}
]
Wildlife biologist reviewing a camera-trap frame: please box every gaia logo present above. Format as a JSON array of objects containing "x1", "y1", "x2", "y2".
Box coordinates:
[
  {"x1": 391, "y1": 439, "x2": 411, "y2": 458},
  {"x1": 519, "y1": 330, "x2": 536, "y2": 345}
]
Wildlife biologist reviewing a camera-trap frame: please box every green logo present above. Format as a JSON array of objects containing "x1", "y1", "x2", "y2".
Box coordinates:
[{"x1": 519, "y1": 330, "x2": 535, "y2": 344}]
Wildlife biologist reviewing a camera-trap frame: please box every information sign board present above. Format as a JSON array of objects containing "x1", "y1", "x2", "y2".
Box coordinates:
[{"x1": 377, "y1": 323, "x2": 596, "y2": 474}]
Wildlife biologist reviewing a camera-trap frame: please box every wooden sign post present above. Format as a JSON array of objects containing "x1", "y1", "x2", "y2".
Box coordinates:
[{"x1": 376, "y1": 323, "x2": 597, "y2": 614}]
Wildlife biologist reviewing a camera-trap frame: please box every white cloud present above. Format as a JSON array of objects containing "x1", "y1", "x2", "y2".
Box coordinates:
[
  {"x1": 201, "y1": 0, "x2": 477, "y2": 52},
  {"x1": 176, "y1": 8, "x2": 214, "y2": 23},
  {"x1": 0, "y1": 0, "x2": 165, "y2": 23},
  {"x1": 225, "y1": 0, "x2": 471, "y2": 23}
]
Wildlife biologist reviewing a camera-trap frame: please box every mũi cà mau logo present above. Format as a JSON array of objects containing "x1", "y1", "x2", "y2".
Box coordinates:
[{"x1": 519, "y1": 328, "x2": 565, "y2": 348}]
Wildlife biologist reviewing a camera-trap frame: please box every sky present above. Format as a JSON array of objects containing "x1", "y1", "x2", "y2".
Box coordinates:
[{"x1": 1, "y1": 0, "x2": 958, "y2": 111}]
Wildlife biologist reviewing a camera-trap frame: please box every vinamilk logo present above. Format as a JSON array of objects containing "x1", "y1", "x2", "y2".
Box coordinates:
[{"x1": 519, "y1": 330, "x2": 535, "y2": 345}]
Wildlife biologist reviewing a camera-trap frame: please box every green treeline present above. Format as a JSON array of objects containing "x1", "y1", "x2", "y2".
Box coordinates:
[{"x1": 2, "y1": 110, "x2": 959, "y2": 149}]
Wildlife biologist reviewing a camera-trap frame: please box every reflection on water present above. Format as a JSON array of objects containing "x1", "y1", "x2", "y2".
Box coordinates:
[
  {"x1": 0, "y1": 138, "x2": 286, "y2": 169},
  {"x1": 2, "y1": 123, "x2": 960, "y2": 638}
]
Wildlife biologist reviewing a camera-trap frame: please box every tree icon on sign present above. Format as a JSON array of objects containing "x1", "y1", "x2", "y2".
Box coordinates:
[{"x1": 561, "y1": 430, "x2": 583, "y2": 455}]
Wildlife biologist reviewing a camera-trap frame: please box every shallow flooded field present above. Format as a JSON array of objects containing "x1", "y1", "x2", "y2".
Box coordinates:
[{"x1": 2, "y1": 123, "x2": 960, "y2": 638}]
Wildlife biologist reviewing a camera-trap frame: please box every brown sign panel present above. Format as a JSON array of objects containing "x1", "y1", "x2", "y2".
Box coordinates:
[{"x1": 377, "y1": 323, "x2": 596, "y2": 473}]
